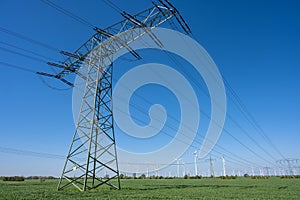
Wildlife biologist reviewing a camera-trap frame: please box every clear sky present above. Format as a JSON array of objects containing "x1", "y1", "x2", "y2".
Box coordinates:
[{"x1": 0, "y1": 0, "x2": 299, "y2": 177}]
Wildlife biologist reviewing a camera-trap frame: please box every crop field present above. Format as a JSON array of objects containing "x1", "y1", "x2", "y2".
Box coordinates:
[{"x1": 0, "y1": 177, "x2": 300, "y2": 199}]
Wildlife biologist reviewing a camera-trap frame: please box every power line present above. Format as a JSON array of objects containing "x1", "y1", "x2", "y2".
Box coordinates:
[
  {"x1": 29, "y1": 0, "x2": 278, "y2": 168},
  {"x1": 0, "y1": 46, "x2": 47, "y2": 63},
  {"x1": 136, "y1": 40, "x2": 278, "y2": 166},
  {"x1": 1, "y1": 0, "x2": 279, "y2": 180},
  {"x1": 0, "y1": 26, "x2": 60, "y2": 52},
  {"x1": 161, "y1": 30, "x2": 282, "y2": 163},
  {"x1": 0, "y1": 61, "x2": 36, "y2": 73},
  {"x1": 113, "y1": 91, "x2": 260, "y2": 169},
  {"x1": 190, "y1": 32, "x2": 285, "y2": 160},
  {"x1": 40, "y1": 0, "x2": 95, "y2": 29},
  {"x1": 101, "y1": 0, "x2": 123, "y2": 14},
  {"x1": 112, "y1": 76, "x2": 271, "y2": 168},
  {"x1": 0, "y1": 147, "x2": 256, "y2": 176},
  {"x1": 224, "y1": 77, "x2": 286, "y2": 159},
  {"x1": 226, "y1": 112, "x2": 278, "y2": 161},
  {"x1": 0, "y1": 146, "x2": 64, "y2": 160},
  {"x1": 0, "y1": 145, "x2": 257, "y2": 170},
  {"x1": 0, "y1": 60, "x2": 72, "y2": 91},
  {"x1": 57, "y1": 29, "x2": 277, "y2": 168},
  {"x1": 110, "y1": 58, "x2": 264, "y2": 168},
  {"x1": 0, "y1": 68, "x2": 261, "y2": 168},
  {"x1": 58, "y1": 30, "x2": 270, "y2": 169},
  {"x1": 74, "y1": 78, "x2": 261, "y2": 168},
  {"x1": 0, "y1": 41, "x2": 59, "y2": 63},
  {"x1": 0, "y1": 33, "x2": 76, "y2": 90},
  {"x1": 0, "y1": 40, "x2": 64, "y2": 74},
  {"x1": 38, "y1": 75, "x2": 72, "y2": 91}
]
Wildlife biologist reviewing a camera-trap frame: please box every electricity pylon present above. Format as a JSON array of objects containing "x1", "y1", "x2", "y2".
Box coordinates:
[
  {"x1": 205, "y1": 155, "x2": 216, "y2": 177},
  {"x1": 263, "y1": 167, "x2": 271, "y2": 177},
  {"x1": 277, "y1": 158, "x2": 300, "y2": 176},
  {"x1": 38, "y1": 0, "x2": 191, "y2": 191}
]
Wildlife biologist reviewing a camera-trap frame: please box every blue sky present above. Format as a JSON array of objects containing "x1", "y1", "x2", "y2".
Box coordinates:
[{"x1": 0, "y1": 0, "x2": 299, "y2": 176}]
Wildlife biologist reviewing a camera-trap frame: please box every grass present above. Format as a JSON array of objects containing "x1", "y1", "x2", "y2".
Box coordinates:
[{"x1": 0, "y1": 177, "x2": 300, "y2": 199}]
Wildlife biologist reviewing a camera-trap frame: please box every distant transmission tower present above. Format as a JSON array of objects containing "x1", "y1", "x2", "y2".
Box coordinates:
[
  {"x1": 175, "y1": 158, "x2": 182, "y2": 177},
  {"x1": 205, "y1": 155, "x2": 216, "y2": 177},
  {"x1": 263, "y1": 167, "x2": 271, "y2": 177},
  {"x1": 251, "y1": 166, "x2": 255, "y2": 176},
  {"x1": 38, "y1": 0, "x2": 191, "y2": 191},
  {"x1": 277, "y1": 158, "x2": 300, "y2": 176}
]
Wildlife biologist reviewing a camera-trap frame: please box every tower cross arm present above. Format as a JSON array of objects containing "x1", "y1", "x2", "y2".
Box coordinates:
[{"x1": 51, "y1": 4, "x2": 176, "y2": 81}]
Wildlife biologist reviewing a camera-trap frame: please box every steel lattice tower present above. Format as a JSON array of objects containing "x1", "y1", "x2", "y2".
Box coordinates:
[
  {"x1": 38, "y1": 0, "x2": 191, "y2": 191},
  {"x1": 205, "y1": 155, "x2": 216, "y2": 177},
  {"x1": 277, "y1": 158, "x2": 300, "y2": 176}
]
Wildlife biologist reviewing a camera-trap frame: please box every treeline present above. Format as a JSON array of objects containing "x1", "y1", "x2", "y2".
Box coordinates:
[
  {"x1": 2, "y1": 175, "x2": 299, "y2": 181},
  {"x1": 280, "y1": 175, "x2": 300, "y2": 179},
  {"x1": 219, "y1": 175, "x2": 237, "y2": 179},
  {"x1": 119, "y1": 174, "x2": 203, "y2": 179},
  {"x1": 1, "y1": 176, "x2": 57, "y2": 182},
  {"x1": 1, "y1": 176, "x2": 25, "y2": 181}
]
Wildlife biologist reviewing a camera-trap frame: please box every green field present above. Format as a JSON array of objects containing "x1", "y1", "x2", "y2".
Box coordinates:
[{"x1": 0, "y1": 177, "x2": 300, "y2": 199}]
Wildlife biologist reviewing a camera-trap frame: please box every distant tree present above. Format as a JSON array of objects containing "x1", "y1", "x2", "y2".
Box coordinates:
[
  {"x1": 3, "y1": 176, "x2": 24, "y2": 181},
  {"x1": 119, "y1": 174, "x2": 124, "y2": 179},
  {"x1": 184, "y1": 174, "x2": 189, "y2": 179},
  {"x1": 139, "y1": 174, "x2": 146, "y2": 179},
  {"x1": 244, "y1": 174, "x2": 249, "y2": 178}
]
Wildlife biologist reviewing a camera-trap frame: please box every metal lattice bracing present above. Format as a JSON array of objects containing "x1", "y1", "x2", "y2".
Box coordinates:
[
  {"x1": 57, "y1": 54, "x2": 119, "y2": 191},
  {"x1": 46, "y1": 0, "x2": 190, "y2": 82},
  {"x1": 38, "y1": 0, "x2": 192, "y2": 191}
]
